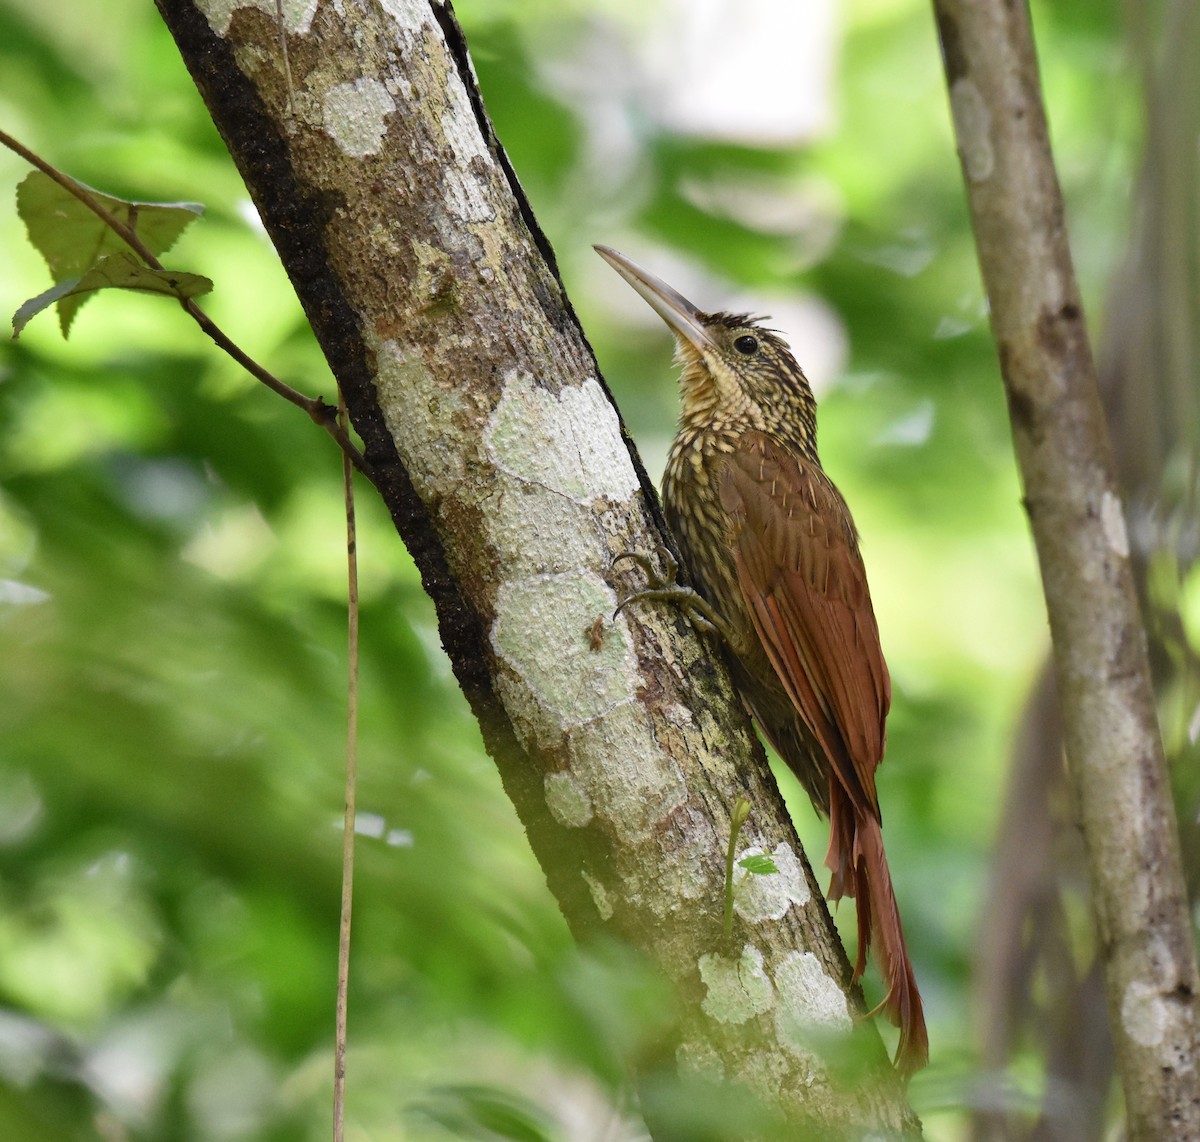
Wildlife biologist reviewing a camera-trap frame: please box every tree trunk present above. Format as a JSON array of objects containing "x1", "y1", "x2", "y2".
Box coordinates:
[
  {"x1": 932, "y1": 1, "x2": 1200, "y2": 1136},
  {"x1": 153, "y1": 0, "x2": 920, "y2": 1134},
  {"x1": 970, "y1": 3, "x2": 1200, "y2": 1138}
]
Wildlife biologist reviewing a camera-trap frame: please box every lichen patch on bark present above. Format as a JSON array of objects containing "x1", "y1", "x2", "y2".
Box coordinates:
[
  {"x1": 1122, "y1": 978, "x2": 1169, "y2": 1048},
  {"x1": 486, "y1": 486, "x2": 609, "y2": 580},
  {"x1": 370, "y1": 338, "x2": 471, "y2": 501},
  {"x1": 195, "y1": 0, "x2": 316, "y2": 36},
  {"x1": 485, "y1": 372, "x2": 640, "y2": 503},
  {"x1": 1100, "y1": 489, "x2": 1130, "y2": 558},
  {"x1": 544, "y1": 770, "x2": 593, "y2": 828},
  {"x1": 773, "y1": 950, "x2": 852, "y2": 1058},
  {"x1": 478, "y1": 370, "x2": 645, "y2": 580},
  {"x1": 491, "y1": 571, "x2": 634, "y2": 732},
  {"x1": 564, "y1": 699, "x2": 690, "y2": 845},
  {"x1": 699, "y1": 944, "x2": 775, "y2": 1025},
  {"x1": 733, "y1": 842, "x2": 811, "y2": 922},
  {"x1": 322, "y1": 77, "x2": 396, "y2": 157},
  {"x1": 581, "y1": 869, "x2": 614, "y2": 921}
]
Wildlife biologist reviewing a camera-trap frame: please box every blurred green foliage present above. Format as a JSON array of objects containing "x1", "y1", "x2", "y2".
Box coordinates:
[{"x1": 0, "y1": 0, "x2": 1143, "y2": 1137}]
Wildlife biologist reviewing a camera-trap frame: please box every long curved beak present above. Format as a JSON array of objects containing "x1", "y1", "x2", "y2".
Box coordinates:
[{"x1": 594, "y1": 245, "x2": 718, "y2": 354}]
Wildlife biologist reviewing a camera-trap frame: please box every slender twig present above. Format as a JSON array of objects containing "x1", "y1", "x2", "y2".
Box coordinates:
[
  {"x1": 333, "y1": 386, "x2": 359, "y2": 1142},
  {"x1": 274, "y1": 0, "x2": 296, "y2": 122},
  {"x1": 723, "y1": 797, "x2": 751, "y2": 938},
  {"x1": 0, "y1": 127, "x2": 371, "y2": 481}
]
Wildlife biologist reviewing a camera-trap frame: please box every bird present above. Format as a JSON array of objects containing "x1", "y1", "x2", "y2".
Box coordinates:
[{"x1": 596, "y1": 245, "x2": 928, "y2": 1075}]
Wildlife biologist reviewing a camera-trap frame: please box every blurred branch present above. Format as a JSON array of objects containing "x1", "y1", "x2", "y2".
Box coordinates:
[
  {"x1": 0, "y1": 127, "x2": 370, "y2": 479},
  {"x1": 972, "y1": 664, "x2": 1113, "y2": 1142},
  {"x1": 334, "y1": 386, "x2": 359, "y2": 1142},
  {"x1": 152, "y1": 0, "x2": 921, "y2": 1134},
  {"x1": 932, "y1": 1, "x2": 1200, "y2": 1137},
  {"x1": 1112, "y1": 0, "x2": 1200, "y2": 510}
]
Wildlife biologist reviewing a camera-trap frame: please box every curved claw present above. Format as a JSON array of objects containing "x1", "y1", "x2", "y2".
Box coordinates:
[
  {"x1": 611, "y1": 544, "x2": 678, "y2": 583},
  {"x1": 612, "y1": 592, "x2": 641, "y2": 621},
  {"x1": 610, "y1": 544, "x2": 676, "y2": 621},
  {"x1": 610, "y1": 545, "x2": 734, "y2": 645}
]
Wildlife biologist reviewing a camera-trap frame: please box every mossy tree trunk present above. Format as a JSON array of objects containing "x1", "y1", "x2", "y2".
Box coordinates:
[{"x1": 154, "y1": 0, "x2": 920, "y2": 1135}]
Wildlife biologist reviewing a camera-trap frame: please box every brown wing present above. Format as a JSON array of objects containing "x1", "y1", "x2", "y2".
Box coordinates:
[
  {"x1": 722, "y1": 431, "x2": 927, "y2": 1073},
  {"x1": 719, "y1": 430, "x2": 890, "y2": 818}
]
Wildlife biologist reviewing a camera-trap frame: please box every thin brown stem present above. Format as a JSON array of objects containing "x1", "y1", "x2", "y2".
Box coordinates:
[
  {"x1": 274, "y1": 0, "x2": 296, "y2": 122},
  {"x1": 178, "y1": 296, "x2": 369, "y2": 476},
  {"x1": 333, "y1": 386, "x2": 359, "y2": 1142},
  {"x1": 0, "y1": 127, "x2": 371, "y2": 480},
  {"x1": 0, "y1": 126, "x2": 160, "y2": 266}
]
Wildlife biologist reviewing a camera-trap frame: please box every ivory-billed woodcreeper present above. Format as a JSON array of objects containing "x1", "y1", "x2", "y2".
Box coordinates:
[{"x1": 596, "y1": 245, "x2": 928, "y2": 1074}]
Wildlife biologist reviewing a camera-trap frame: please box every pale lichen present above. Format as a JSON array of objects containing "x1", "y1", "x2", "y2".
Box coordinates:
[
  {"x1": 544, "y1": 770, "x2": 593, "y2": 829},
  {"x1": 733, "y1": 842, "x2": 811, "y2": 922},
  {"x1": 581, "y1": 870, "x2": 613, "y2": 921},
  {"x1": 698, "y1": 944, "x2": 775, "y2": 1025},
  {"x1": 1122, "y1": 979, "x2": 1168, "y2": 1048},
  {"x1": 1100, "y1": 489, "x2": 1130, "y2": 559},
  {"x1": 565, "y1": 701, "x2": 690, "y2": 844},
  {"x1": 773, "y1": 950, "x2": 852, "y2": 1059},
  {"x1": 378, "y1": 0, "x2": 427, "y2": 31},
  {"x1": 370, "y1": 338, "x2": 469, "y2": 500},
  {"x1": 195, "y1": 0, "x2": 317, "y2": 36},
  {"x1": 484, "y1": 372, "x2": 640, "y2": 503},
  {"x1": 322, "y1": 77, "x2": 396, "y2": 157},
  {"x1": 491, "y1": 573, "x2": 635, "y2": 734},
  {"x1": 486, "y1": 486, "x2": 608, "y2": 579},
  {"x1": 478, "y1": 372, "x2": 643, "y2": 579}
]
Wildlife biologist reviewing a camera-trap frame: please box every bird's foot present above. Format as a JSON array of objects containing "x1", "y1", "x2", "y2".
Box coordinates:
[
  {"x1": 611, "y1": 545, "x2": 678, "y2": 600},
  {"x1": 611, "y1": 546, "x2": 734, "y2": 643}
]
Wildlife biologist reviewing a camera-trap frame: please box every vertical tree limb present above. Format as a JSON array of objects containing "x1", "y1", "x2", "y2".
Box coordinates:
[{"x1": 932, "y1": 1, "x2": 1200, "y2": 1136}]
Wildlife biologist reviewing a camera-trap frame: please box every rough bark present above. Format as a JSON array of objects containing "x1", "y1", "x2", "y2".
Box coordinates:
[
  {"x1": 971, "y1": 3, "x2": 1200, "y2": 1138},
  {"x1": 153, "y1": 0, "x2": 920, "y2": 1133},
  {"x1": 932, "y1": 1, "x2": 1200, "y2": 1136}
]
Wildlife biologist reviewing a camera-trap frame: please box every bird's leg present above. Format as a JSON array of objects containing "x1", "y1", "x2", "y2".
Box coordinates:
[{"x1": 611, "y1": 545, "x2": 737, "y2": 645}]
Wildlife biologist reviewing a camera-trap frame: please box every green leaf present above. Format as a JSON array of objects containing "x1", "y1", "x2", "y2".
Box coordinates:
[
  {"x1": 13, "y1": 252, "x2": 212, "y2": 338},
  {"x1": 737, "y1": 854, "x2": 779, "y2": 876},
  {"x1": 16, "y1": 171, "x2": 205, "y2": 333},
  {"x1": 17, "y1": 171, "x2": 204, "y2": 278}
]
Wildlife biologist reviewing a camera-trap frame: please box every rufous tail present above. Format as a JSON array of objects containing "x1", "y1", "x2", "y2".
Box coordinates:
[{"x1": 827, "y1": 793, "x2": 929, "y2": 1076}]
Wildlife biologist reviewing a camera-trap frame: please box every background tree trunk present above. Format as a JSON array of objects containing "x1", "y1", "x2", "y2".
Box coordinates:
[
  {"x1": 933, "y1": 0, "x2": 1200, "y2": 1137},
  {"x1": 152, "y1": 0, "x2": 919, "y2": 1133},
  {"x1": 971, "y1": 2, "x2": 1200, "y2": 1136}
]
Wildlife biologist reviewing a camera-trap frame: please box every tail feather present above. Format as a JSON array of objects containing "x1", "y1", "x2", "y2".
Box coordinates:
[{"x1": 826, "y1": 790, "x2": 928, "y2": 1076}]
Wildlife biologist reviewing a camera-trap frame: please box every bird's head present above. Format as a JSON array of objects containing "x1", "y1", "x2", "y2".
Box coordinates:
[{"x1": 595, "y1": 245, "x2": 817, "y2": 456}]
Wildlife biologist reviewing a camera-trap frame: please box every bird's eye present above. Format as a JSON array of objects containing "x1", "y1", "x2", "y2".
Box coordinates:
[{"x1": 733, "y1": 335, "x2": 759, "y2": 356}]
